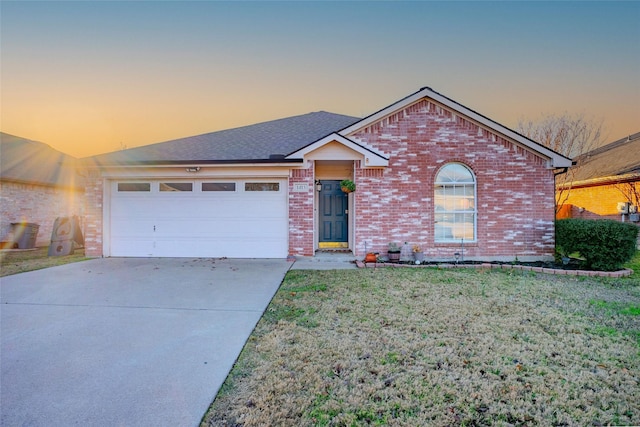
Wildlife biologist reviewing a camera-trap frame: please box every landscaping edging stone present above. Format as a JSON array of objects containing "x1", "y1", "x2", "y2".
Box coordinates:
[{"x1": 355, "y1": 260, "x2": 634, "y2": 278}]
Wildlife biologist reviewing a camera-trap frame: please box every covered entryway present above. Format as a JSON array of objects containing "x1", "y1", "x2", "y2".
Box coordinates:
[
  {"x1": 108, "y1": 179, "x2": 287, "y2": 258},
  {"x1": 285, "y1": 132, "x2": 389, "y2": 255}
]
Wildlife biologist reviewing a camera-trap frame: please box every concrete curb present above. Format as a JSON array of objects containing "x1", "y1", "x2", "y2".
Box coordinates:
[{"x1": 355, "y1": 260, "x2": 634, "y2": 278}]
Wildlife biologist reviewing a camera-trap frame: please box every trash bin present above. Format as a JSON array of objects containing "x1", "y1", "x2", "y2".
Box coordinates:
[{"x1": 10, "y1": 222, "x2": 39, "y2": 249}]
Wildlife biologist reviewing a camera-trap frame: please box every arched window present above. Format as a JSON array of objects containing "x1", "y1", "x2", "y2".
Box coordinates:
[{"x1": 434, "y1": 163, "x2": 476, "y2": 242}]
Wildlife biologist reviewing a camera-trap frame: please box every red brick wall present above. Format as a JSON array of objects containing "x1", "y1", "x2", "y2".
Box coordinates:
[
  {"x1": 349, "y1": 99, "x2": 556, "y2": 261},
  {"x1": 288, "y1": 164, "x2": 315, "y2": 256},
  {"x1": 561, "y1": 181, "x2": 639, "y2": 219},
  {"x1": 0, "y1": 180, "x2": 83, "y2": 247},
  {"x1": 82, "y1": 170, "x2": 104, "y2": 257}
]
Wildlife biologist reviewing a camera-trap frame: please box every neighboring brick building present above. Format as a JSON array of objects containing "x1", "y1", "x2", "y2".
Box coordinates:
[
  {"x1": 80, "y1": 87, "x2": 572, "y2": 261},
  {"x1": 0, "y1": 133, "x2": 84, "y2": 247},
  {"x1": 557, "y1": 132, "x2": 640, "y2": 224}
]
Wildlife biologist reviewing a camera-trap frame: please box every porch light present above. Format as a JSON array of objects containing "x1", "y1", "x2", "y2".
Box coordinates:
[{"x1": 316, "y1": 181, "x2": 322, "y2": 192}]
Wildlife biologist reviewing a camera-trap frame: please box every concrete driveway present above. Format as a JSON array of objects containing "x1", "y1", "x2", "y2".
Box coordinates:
[{"x1": 1, "y1": 257, "x2": 292, "y2": 426}]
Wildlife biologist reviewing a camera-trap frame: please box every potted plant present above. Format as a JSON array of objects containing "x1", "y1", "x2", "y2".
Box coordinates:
[
  {"x1": 387, "y1": 242, "x2": 401, "y2": 263},
  {"x1": 363, "y1": 241, "x2": 377, "y2": 263},
  {"x1": 364, "y1": 252, "x2": 378, "y2": 263},
  {"x1": 412, "y1": 244, "x2": 425, "y2": 263},
  {"x1": 340, "y1": 179, "x2": 356, "y2": 193}
]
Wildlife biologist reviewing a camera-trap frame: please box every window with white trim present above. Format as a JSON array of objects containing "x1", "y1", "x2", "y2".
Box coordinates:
[{"x1": 434, "y1": 163, "x2": 476, "y2": 242}]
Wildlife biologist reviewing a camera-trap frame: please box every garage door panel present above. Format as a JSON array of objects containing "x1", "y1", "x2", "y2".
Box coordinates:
[
  {"x1": 110, "y1": 238, "x2": 156, "y2": 257},
  {"x1": 151, "y1": 219, "x2": 285, "y2": 238},
  {"x1": 110, "y1": 202, "x2": 154, "y2": 218},
  {"x1": 152, "y1": 237, "x2": 286, "y2": 258},
  {"x1": 109, "y1": 179, "x2": 288, "y2": 258},
  {"x1": 113, "y1": 200, "x2": 284, "y2": 220},
  {"x1": 110, "y1": 219, "x2": 155, "y2": 237}
]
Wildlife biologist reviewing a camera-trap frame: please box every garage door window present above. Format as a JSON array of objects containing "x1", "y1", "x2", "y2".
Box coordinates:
[
  {"x1": 245, "y1": 182, "x2": 279, "y2": 191},
  {"x1": 202, "y1": 182, "x2": 236, "y2": 192},
  {"x1": 117, "y1": 183, "x2": 150, "y2": 192},
  {"x1": 160, "y1": 183, "x2": 193, "y2": 192}
]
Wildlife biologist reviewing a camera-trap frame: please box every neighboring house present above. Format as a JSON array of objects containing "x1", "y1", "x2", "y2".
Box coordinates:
[
  {"x1": 0, "y1": 132, "x2": 84, "y2": 247},
  {"x1": 80, "y1": 87, "x2": 572, "y2": 261},
  {"x1": 557, "y1": 131, "x2": 640, "y2": 223}
]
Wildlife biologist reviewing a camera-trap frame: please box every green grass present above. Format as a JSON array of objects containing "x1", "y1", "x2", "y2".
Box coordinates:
[
  {"x1": 0, "y1": 246, "x2": 91, "y2": 277},
  {"x1": 203, "y1": 267, "x2": 640, "y2": 427},
  {"x1": 623, "y1": 250, "x2": 640, "y2": 280},
  {"x1": 589, "y1": 299, "x2": 640, "y2": 316}
]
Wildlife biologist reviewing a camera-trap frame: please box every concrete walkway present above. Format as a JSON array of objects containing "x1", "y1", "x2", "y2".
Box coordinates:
[
  {"x1": 290, "y1": 251, "x2": 357, "y2": 270},
  {"x1": 1, "y1": 258, "x2": 292, "y2": 427}
]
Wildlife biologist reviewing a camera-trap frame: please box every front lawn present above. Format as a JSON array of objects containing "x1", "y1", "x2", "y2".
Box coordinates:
[{"x1": 203, "y1": 265, "x2": 640, "y2": 426}]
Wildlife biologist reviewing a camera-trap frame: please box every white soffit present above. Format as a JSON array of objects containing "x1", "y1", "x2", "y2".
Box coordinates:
[
  {"x1": 338, "y1": 87, "x2": 573, "y2": 169},
  {"x1": 286, "y1": 133, "x2": 389, "y2": 167}
]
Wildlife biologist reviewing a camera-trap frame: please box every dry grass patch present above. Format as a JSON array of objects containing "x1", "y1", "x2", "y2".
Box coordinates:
[
  {"x1": 0, "y1": 247, "x2": 90, "y2": 277},
  {"x1": 203, "y1": 268, "x2": 639, "y2": 427}
]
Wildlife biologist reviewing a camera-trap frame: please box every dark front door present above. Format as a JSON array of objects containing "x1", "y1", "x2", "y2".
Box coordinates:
[{"x1": 319, "y1": 180, "x2": 348, "y2": 243}]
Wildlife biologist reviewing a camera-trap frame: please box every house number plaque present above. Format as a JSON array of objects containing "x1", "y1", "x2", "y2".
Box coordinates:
[{"x1": 293, "y1": 183, "x2": 309, "y2": 192}]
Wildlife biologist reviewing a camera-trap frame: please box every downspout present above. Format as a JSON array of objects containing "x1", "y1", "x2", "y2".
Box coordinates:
[
  {"x1": 553, "y1": 161, "x2": 577, "y2": 209},
  {"x1": 552, "y1": 161, "x2": 577, "y2": 256}
]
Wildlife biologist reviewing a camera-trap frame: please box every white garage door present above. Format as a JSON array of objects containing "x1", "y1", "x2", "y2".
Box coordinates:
[{"x1": 109, "y1": 179, "x2": 288, "y2": 258}]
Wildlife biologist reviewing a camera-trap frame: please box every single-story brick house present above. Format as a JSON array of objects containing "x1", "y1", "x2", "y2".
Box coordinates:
[
  {"x1": 80, "y1": 87, "x2": 572, "y2": 261},
  {"x1": 0, "y1": 132, "x2": 84, "y2": 247},
  {"x1": 557, "y1": 131, "x2": 640, "y2": 223}
]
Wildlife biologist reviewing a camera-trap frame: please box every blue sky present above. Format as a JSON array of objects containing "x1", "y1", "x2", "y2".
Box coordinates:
[{"x1": 2, "y1": 1, "x2": 639, "y2": 157}]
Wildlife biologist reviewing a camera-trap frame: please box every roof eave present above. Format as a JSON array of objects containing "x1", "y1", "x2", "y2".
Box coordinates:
[
  {"x1": 79, "y1": 158, "x2": 305, "y2": 168},
  {"x1": 0, "y1": 176, "x2": 83, "y2": 190},
  {"x1": 286, "y1": 133, "x2": 389, "y2": 167},
  {"x1": 557, "y1": 172, "x2": 640, "y2": 190}
]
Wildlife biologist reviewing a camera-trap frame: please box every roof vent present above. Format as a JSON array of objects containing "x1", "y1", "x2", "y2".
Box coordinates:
[{"x1": 269, "y1": 154, "x2": 286, "y2": 160}]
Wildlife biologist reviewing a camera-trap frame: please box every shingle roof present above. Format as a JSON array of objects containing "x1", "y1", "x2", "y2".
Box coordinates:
[
  {"x1": 0, "y1": 132, "x2": 80, "y2": 188},
  {"x1": 570, "y1": 131, "x2": 640, "y2": 183},
  {"x1": 86, "y1": 111, "x2": 361, "y2": 165}
]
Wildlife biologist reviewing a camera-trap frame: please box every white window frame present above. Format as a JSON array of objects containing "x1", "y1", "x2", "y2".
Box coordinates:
[{"x1": 434, "y1": 163, "x2": 477, "y2": 243}]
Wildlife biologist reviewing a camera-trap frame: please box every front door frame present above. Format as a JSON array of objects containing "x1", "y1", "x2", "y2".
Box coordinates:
[
  {"x1": 317, "y1": 180, "x2": 349, "y2": 248},
  {"x1": 313, "y1": 160, "x2": 356, "y2": 254}
]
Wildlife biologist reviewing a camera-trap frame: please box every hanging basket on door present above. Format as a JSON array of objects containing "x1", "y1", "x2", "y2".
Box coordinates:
[{"x1": 340, "y1": 179, "x2": 356, "y2": 193}]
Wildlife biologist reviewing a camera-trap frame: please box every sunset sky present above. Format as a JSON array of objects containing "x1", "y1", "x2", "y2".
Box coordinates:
[{"x1": 2, "y1": 1, "x2": 639, "y2": 158}]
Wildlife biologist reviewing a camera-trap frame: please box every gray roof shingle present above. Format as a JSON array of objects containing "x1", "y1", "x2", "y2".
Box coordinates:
[
  {"x1": 86, "y1": 111, "x2": 361, "y2": 165},
  {"x1": 571, "y1": 131, "x2": 640, "y2": 182},
  {"x1": 0, "y1": 132, "x2": 80, "y2": 188}
]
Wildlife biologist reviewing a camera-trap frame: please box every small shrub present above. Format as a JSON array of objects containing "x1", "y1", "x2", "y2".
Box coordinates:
[{"x1": 556, "y1": 219, "x2": 639, "y2": 271}]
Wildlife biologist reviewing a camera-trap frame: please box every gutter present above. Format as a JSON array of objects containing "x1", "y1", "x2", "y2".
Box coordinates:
[
  {"x1": 557, "y1": 172, "x2": 640, "y2": 190},
  {"x1": 553, "y1": 161, "x2": 577, "y2": 177},
  {"x1": 78, "y1": 158, "x2": 304, "y2": 168}
]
